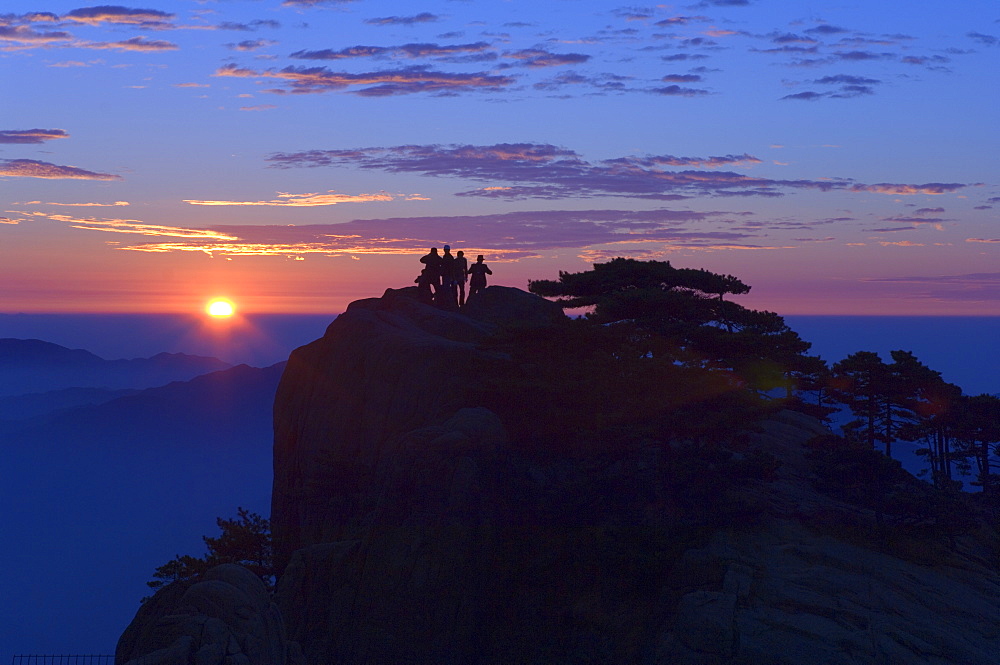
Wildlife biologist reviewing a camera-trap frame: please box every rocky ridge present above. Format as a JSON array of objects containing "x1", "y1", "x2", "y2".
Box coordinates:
[{"x1": 120, "y1": 286, "x2": 1000, "y2": 665}]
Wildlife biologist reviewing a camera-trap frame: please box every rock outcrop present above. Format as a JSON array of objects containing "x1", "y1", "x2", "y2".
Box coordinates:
[
  {"x1": 267, "y1": 287, "x2": 1000, "y2": 664},
  {"x1": 116, "y1": 564, "x2": 302, "y2": 665},
  {"x1": 270, "y1": 285, "x2": 564, "y2": 570},
  {"x1": 121, "y1": 285, "x2": 1000, "y2": 664}
]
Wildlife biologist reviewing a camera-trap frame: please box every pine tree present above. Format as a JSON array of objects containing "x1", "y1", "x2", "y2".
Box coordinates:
[
  {"x1": 146, "y1": 507, "x2": 274, "y2": 593},
  {"x1": 951, "y1": 394, "x2": 1000, "y2": 496},
  {"x1": 830, "y1": 351, "x2": 891, "y2": 453},
  {"x1": 528, "y1": 257, "x2": 815, "y2": 393}
]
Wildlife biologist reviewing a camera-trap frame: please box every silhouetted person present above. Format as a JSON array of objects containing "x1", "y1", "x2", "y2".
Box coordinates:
[
  {"x1": 468, "y1": 254, "x2": 492, "y2": 298},
  {"x1": 419, "y1": 247, "x2": 443, "y2": 294},
  {"x1": 414, "y1": 267, "x2": 435, "y2": 304},
  {"x1": 454, "y1": 250, "x2": 469, "y2": 307},
  {"x1": 440, "y1": 244, "x2": 457, "y2": 297}
]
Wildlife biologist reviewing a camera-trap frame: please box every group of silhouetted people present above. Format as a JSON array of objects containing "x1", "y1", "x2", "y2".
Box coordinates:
[{"x1": 415, "y1": 245, "x2": 492, "y2": 309}]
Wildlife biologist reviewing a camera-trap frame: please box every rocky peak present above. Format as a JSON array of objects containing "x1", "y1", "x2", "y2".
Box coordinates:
[{"x1": 123, "y1": 286, "x2": 1000, "y2": 665}]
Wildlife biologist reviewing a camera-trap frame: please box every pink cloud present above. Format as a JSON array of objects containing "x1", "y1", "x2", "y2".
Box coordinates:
[
  {"x1": 183, "y1": 191, "x2": 393, "y2": 206},
  {"x1": 63, "y1": 6, "x2": 175, "y2": 27},
  {"x1": 85, "y1": 36, "x2": 178, "y2": 51},
  {"x1": 851, "y1": 182, "x2": 964, "y2": 195},
  {"x1": 215, "y1": 63, "x2": 513, "y2": 95},
  {"x1": 0, "y1": 159, "x2": 121, "y2": 181}
]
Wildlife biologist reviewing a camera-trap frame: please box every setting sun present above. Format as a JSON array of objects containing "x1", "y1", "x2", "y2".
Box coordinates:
[{"x1": 206, "y1": 298, "x2": 235, "y2": 317}]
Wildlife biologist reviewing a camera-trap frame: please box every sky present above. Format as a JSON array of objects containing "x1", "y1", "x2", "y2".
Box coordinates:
[{"x1": 2, "y1": 0, "x2": 998, "y2": 315}]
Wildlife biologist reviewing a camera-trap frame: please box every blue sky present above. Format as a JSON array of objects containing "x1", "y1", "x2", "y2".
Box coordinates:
[{"x1": 2, "y1": 0, "x2": 998, "y2": 314}]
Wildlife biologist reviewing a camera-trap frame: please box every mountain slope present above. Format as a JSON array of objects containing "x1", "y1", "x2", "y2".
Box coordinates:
[
  {"x1": 0, "y1": 338, "x2": 231, "y2": 397},
  {"x1": 0, "y1": 361, "x2": 285, "y2": 655}
]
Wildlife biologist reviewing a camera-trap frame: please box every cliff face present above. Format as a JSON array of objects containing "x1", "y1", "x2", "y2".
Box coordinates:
[
  {"x1": 269, "y1": 286, "x2": 1000, "y2": 665},
  {"x1": 270, "y1": 286, "x2": 562, "y2": 569},
  {"x1": 122, "y1": 286, "x2": 1000, "y2": 665}
]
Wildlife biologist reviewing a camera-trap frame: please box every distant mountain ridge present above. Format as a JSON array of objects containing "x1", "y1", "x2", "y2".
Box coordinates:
[
  {"x1": 0, "y1": 386, "x2": 140, "y2": 421},
  {"x1": 0, "y1": 338, "x2": 232, "y2": 397},
  {"x1": 0, "y1": 358, "x2": 288, "y2": 654}
]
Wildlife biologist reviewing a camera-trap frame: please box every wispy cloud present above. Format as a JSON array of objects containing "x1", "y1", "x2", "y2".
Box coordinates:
[
  {"x1": 0, "y1": 23, "x2": 72, "y2": 44},
  {"x1": 217, "y1": 20, "x2": 281, "y2": 32},
  {"x1": 605, "y1": 153, "x2": 763, "y2": 168},
  {"x1": 862, "y1": 272, "x2": 1000, "y2": 301},
  {"x1": 650, "y1": 84, "x2": 710, "y2": 97},
  {"x1": 227, "y1": 39, "x2": 278, "y2": 52},
  {"x1": 183, "y1": 191, "x2": 393, "y2": 206},
  {"x1": 851, "y1": 183, "x2": 965, "y2": 195},
  {"x1": 290, "y1": 42, "x2": 492, "y2": 60},
  {"x1": 0, "y1": 159, "x2": 121, "y2": 181},
  {"x1": 967, "y1": 32, "x2": 998, "y2": 46},
  {"x1": 215, "y1": 63, "x2": 514, "y2": 95},
  {"x1": 36, "y1": 207, "x2": 767, "y2": 260},
  {"x1": 0, "y1": 129, "x2": 69, "y2": 144},
  {"x1": 364, "y1": 13, "x2": 440, "y2": 26},
  {"x1": 281, "y1": 0, "x2": 358, "y2": 6},
  {"x1": 20, "y1": 212, "x2": 236, "y2": 240},
  {"x1": 19, "y1": 200, "x2": 129, "y2": 207},
  {"x1": 267, "y1": 142, "x2": 965, "y2": 200},
  {"x1": 63, "y1": 6, "x2": 175, "y2": 28},
  {"x1": 84, "y1": 36, "x2": 178, "y2": 52},
  {"x1": 502, "y1": 48, "x2": 590, "y2": 68}
]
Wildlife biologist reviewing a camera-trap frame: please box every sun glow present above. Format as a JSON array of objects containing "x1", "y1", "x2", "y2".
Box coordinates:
[{"x1": 206, "y1": 298, "x2": 235, "y2": 317}]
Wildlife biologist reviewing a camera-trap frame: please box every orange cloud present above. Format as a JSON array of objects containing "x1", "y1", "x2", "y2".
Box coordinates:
[
  {"x1": 63, "y1": 7, "x2": 175, "y2": 27},
  {"x1": 23, "y1": 212, "x2": 237, "y2": 240},
  {"x1": 23, "y1": 201, "x2": 130, "y2": 207},
  {"x1": 966, "y1": 238, "x2": 1000, "y2": 244},
  {"x1": 878, "y1": 240, "x2": 925, "y2": 246},
  {"x1": 183, "y1": 191, "x2": 394, "y2": 206}
]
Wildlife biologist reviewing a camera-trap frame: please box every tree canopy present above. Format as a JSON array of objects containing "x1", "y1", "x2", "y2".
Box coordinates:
[
  {"x1": 528, "y1": 257, "x2": 815, "y2": 394},
  {"x1": 146, "y1": 507, "x2": 274, "y2": 594}
]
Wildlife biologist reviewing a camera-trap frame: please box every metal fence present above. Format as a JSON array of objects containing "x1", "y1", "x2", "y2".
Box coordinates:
[{"x1": 11, "y1": 657, "x2": 114, "y2": 665}]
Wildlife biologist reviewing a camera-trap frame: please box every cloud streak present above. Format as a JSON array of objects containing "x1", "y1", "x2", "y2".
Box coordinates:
[
  {"x1": 0, "y1": 128, "x2": 69, "y2": 144},
  {"x1": 266, "y1": 142, "x2": 967, "y2": 200},
  {"x1": 32, "y1": 207, "x2": 772, "y2": 259},
  {"x1": 215, "y1": 63, "x2": 513, "y2": 95},
  {"x1": 364, "y1": 13, "x2": 440, "y2": 26},
  {"x1": 0, "y1": 159, "x2": 121, "y2": 181},
  {"x1": 63, "y1": 6, "x2": 175, "y2": 28},
  {"x1": 20, "y1": 212, "x2": 236, "y2": 240},
  {"x1": 84, "y1": 36, "x2": 178, "y2": 52},
  {"x1": 290, "y1": 42, "x2": 492, "y2": 60},
  {"x1": 184, "y1": 191, "x2": 394, "y2": 206}
]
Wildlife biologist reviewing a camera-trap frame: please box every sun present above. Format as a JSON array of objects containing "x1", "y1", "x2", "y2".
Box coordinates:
[{"x1": 206, "y1": 298, "x2": 236, "y2": 317}]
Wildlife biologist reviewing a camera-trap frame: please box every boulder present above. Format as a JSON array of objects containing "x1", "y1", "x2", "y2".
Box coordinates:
[
  {"x1": 115, "y1": 564, "x2": 301, "y2": 665},
  {"x1": 462, "y1": 285, "x2": 568, "y2": 330}
]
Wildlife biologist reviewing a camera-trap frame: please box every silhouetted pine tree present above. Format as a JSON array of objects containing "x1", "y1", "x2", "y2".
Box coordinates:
[
  {"x1": 951, "y1": 394, "x2": 1000, "y2": 496},
  {"x1": 146, "y1": 507, "x2": 273, "y2": 594},
  {"x1": 528, "y1": 258, "x2": 817, "y2": 394}
]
